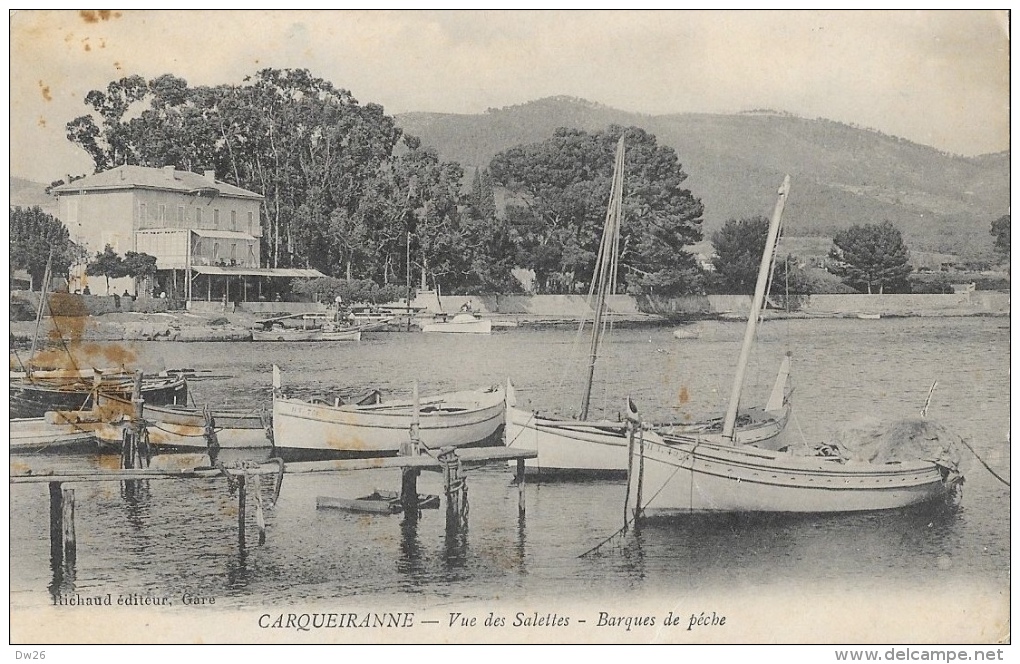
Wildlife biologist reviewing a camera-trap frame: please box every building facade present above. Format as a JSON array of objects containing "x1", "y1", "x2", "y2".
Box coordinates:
[{"x1": 52, "y1": 165, "x2": 322, "y2": 304}]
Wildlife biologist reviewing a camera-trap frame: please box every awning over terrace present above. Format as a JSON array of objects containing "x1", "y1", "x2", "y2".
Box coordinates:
[{"x1": 190, "y1": 266, "x2": 326, "y2": 278}]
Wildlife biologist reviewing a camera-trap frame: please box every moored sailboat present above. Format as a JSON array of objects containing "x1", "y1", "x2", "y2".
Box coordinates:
[
  {"x1": 505, "y1": 138, "x2": 791, "y2": 476},
  {"x1": 626, "y1": 177, "x2": 964, "y2": 516}
]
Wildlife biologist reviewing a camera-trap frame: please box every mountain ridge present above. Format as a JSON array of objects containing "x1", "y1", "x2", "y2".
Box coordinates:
[{"x1": 396, "y1": 97, "x2": 1008, "y2": 261}]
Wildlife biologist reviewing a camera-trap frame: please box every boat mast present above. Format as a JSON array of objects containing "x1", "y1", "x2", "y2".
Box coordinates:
[
  {"x1": 579, "y1": 136, "x2": 625, "y2": 420},
  {"x1": 722, "y1": 175, "x2": 790, "y2": 440},
  {"x1": 27, "y1": 249, "x2": 55, "y2": 377}
]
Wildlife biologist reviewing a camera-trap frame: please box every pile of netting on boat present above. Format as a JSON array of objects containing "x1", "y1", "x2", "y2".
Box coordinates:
[{"x1": 793, "y1": 417, "x2": 966, "y2": 474}]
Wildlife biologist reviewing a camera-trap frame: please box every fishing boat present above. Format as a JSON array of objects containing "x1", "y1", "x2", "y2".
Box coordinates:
[
  {"x1": 9, "y1": 370, "x2": 189, "y2": 419},
  {"x1": 626, "y1": 176, "x2": 964, "y2": 515},
  {"x1": 251, "y1": 322, "x2": 367, "y2": 342},
  {"x1": 271, "y1": 366, "x2": 506, "y2": 461},
  {"x1": 421, "y1": 312, "x2": 492, "y2": 334},
  {"x1": 505, "y1": 139, "x2": 791, "y2": 476},
  {"x1": 10, "y1": 254, "x2": 189, "y2": 418},
  {"x1": 90, "y1": 392, "x2": 272, "y2": 452},
  {"x1": 10, "y1": 415, "x2": 100, "y2": 452}
]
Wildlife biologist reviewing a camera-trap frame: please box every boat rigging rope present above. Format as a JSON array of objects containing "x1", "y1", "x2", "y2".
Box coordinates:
[
  {"x1": 959, "y1": 437, "x2": 1010, "y2": 487},
  {"x1": 578, "y1": 459, "x2": 684, "y2": 559}
]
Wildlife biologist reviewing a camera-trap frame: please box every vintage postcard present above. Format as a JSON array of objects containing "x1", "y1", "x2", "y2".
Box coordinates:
[{"x1": 7, "y1": 9, "x2": 1010, "y2": 652}]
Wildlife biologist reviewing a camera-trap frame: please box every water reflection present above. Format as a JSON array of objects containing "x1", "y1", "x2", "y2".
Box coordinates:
[{"x1": 625, "y1": 502, "x2": 963, "y2": 591}]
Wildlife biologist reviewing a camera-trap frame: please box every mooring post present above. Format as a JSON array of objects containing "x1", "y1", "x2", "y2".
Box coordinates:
[
  {"x1": 440, "y1": 447, "x2": 467, "y2": 532},
  {"x1": 400, "y1": 468, "x2": 420, "y2": 519},
  {"x1": 516, "y1": 458, "x2": 526, "y2": 518},
  {"x1": 236, "y1": 473, "x2": 247, "y2": 551},
  {"x1": 61, "y1": 488, "x2": 76, "y2": 568},
  {"x1": 48, "y1": 482, "x2": 63, "y2": 567}
]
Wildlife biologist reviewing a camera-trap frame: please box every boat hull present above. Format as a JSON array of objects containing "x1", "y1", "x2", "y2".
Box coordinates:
[
  {"x1": 273, "y1": 386, "x2": 506, "y2": 459},
  {"x1": 8, "y1": 375, "x2": 189, "y2": 420},
  {"x1": 628, "y1": 432, "x2": 954, "y2": 515},
  {"x1": 506, "y1": 404, "x2": 790, "y2": 476},
  {"x1": 92, "y1": 394, "x2": 271, "y2": 451},
  {"x1": 421, "y1": 315, "x2": 492, "y2": 334},
  {"x1": 10, "y1": 417, "x2": 99, "y2": 452}
]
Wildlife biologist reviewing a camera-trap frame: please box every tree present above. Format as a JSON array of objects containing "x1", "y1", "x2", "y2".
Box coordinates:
[
  {"x1": 991, "y1": 214, "x2": 1010, "y2": 260},
  {"x1": 9, "y1": 206, "x2": 82, "y2": 290},
  {"x1": 123, "y1": 251, "x2": 158, "y2": 293},
  {"x1": 710, "y1": 216, "x2": 811, "y2": 299},
  {"x1": 490, "y1": 125, "x2": 704, "y2": 295},
  {"x1": 711, "y1": 215, "x2": 770, "y2": 294},
  {"x1": 829, "y1": 221, "x2": 911, "y2": 294},
  {"x1": 85, "y1": 245, "x2": 128, "y2": 294}
]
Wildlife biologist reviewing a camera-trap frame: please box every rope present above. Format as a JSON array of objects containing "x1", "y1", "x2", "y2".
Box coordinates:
[
  {"x1": 579, "y1": 448, "x2": 684, "y2": 558},
  {"x1": 960, "y1": 437, "x2": 1010, "y2": 487}
]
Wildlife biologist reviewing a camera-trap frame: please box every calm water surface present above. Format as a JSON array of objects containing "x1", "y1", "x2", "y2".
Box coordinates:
[{"x1": 9, "y1": 317, "x2": 1010, "y2": 611}]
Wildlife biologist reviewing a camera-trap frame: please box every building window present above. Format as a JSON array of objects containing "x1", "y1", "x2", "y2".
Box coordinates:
[
  {"x1": 195, "y1": 208, "x2": 203, "y2": 227},
  {"x1": 139, "y1": 203, "x2": 147, "y2": 223},
  {"x1": 247, "y1": 211, "x2": 254, "y2": 235},
  {"x1": 213, "y1": 243, "x2": 220, "y2": 261},
  {"x1": 158, "y1": 204, "x2": 166, "y2": 222},
  {"x1": 213, "y1": 209, "x2": 220, "y2": 229},
  {"x1": 230, "y1": 244, "x2": 237, "y2": 262},
  {"x1": 230, "y1": 210, "x2": 237, "y2": 231},
  {"x1": 177, "y1": 206, "x2": 185, "y2": 226}
]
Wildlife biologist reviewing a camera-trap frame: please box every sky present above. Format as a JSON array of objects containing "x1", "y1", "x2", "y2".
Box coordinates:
[{"x1": 8, "y1": 9, "x2": 1011, "y2": 184}]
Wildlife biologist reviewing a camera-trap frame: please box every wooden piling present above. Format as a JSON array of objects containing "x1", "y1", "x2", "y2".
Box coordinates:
[
  {"x1": 516, "y1": 458, "x2": 526, "y2": 518},
  {"x1": 237, "y1": 474, "x2": 247, "y2": 551},
  {"x1": 61, "y1": 488, "x2": 76, "y2": 567},
  {"x1": 400, "y1": 468, "x2": 420, "y2": 519},
  {"x1": 48, "y1": 482, "x2": 63, "y2": 567}
]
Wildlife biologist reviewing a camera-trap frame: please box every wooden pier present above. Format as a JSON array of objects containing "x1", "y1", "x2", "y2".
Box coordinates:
[{"x1": 11, "y1": 445, "x2": 538, "y2": 561}]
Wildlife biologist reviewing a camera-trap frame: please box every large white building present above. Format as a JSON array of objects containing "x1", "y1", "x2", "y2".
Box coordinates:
[{"x1": 51, "y1": 165, "x2": 322, "y2": 303}]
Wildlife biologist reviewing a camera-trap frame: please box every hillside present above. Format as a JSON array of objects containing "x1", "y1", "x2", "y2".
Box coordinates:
[
  {"x1": 9, "y1": 176, "x2": 57, "y2": 214},
  {"x1": 396, "y1": 97, "x2": 1009, "y2": 262}
]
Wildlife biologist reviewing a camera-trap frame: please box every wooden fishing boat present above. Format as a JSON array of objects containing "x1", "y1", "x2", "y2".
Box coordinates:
[
  {"x1": 250, "y1": 323, "x2": 363, "y2": 342},
  {"x1": 421, "y1": 312, "x2": 492, "y2": 335},
  {"x1": 272, "y1": 368, "x2": 506, "y2": 461},
  {"x1": 505, "y1": 138, "x2": 790, "y2": 476},
  {"x1": 507, "y1": 357, "x2": 791, "y2": 476},
  {"x1": 626, "y1": 176, "x2": 964, "y2": 515},
  {"x1": 9, "y1": 371, "x2": 189, "y2": 419},
  {"x1": 10, "y1": 415, "x2": 100, "y2": 452},
  {"x1": 91, "y1": 393, "x2": 272, "y2": 451},
  {"x1": 627, "y1": 422, "x2": 963, "y2": 515}
]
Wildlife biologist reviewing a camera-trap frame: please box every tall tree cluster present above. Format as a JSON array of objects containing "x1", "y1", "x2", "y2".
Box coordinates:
[
  {"x1": 9, "y1": 207, "x2": 83, "y2": 290},
  {"x1": 66, "y1": 73, "x2": 707, "y2": 296},
  {"x1": 489, "y1": 126, "x2": 705, "y2": 295}
]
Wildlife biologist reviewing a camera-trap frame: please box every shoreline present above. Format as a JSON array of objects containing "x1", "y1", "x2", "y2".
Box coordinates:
[{"x1": 8, "y1": 308, "x2": 1009, "y2": 344}]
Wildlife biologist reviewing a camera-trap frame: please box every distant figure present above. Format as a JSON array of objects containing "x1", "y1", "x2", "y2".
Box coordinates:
[
  {"x1": 82, "y1": 285, "x2": 91, "y2": 295},
  {"x1": 460, "y1": 300, "x2": 473, "y2": 312},
  {"x1": 274, "y1": 293, "x2": 282, "y2": 302},
  {"x1": 159, "y1": 291, "x2": 167, "y2": 299},
  {"x1": 122, "y1": 289, "x2": 131, "y2": 298}
]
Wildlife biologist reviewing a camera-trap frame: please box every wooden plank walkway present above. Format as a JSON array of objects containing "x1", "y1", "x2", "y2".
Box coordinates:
[{"x1": 9, "y1": 447, "x2": 537, "y2": 483}]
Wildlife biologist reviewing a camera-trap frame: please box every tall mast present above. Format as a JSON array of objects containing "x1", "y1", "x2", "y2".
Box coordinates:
[
  {"x1": 27, "y1": 249, "x2": 55, "y2": 377},
  {"x1": 722, "y1": 175, "x2": 790, "y2": 440},
  {"x1": 579, "y1": 136, "x2": 625, "y2": 420}
]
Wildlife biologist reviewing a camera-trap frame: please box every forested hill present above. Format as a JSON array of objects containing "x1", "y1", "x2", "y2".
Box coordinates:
[
  {"x1": 396, "y1": 97, "x2": 1008, "y2": 261},
  {"x1": 9, "y1": 176, "x2": 57, "y2": 215}
]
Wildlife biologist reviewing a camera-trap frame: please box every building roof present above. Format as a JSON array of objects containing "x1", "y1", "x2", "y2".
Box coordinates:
[{"x1": 51, "y1": 165, "x2": 263, "y2": 200}]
